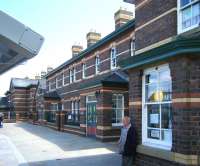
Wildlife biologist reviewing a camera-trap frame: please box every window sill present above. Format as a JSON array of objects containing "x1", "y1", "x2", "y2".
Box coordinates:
[{"x1": 137, "y1": 145, "x2": 173, "y2": 162}]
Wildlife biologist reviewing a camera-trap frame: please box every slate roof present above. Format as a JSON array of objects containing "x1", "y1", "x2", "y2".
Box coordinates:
[
  {"x1": 10, "y1": 78, "x2": 38, "y2": 89},
  {"x1": 80, "y1": 71, "x2": 129, "y2": 89},
  {"x1": 46, "y1": 19, "x2": 135, "y2": 78}
]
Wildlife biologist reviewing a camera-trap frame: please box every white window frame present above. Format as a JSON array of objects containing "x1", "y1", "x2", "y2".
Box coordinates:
[
  {"x1": 112, "y1": 94, "x2": 124, "y2": 127},
  {"x1": 51, "y1": 103, "x2": 58, "y2": 111},
  {"x1": 178, "y1": 0, "x2": 200, "y2": 34},
  {"x1": 70, "y1": 69, "x2": 74, "y2": 83},
  {"x1": 73, "y1": 68, "x2": 76, "y2": 82},
  {"x1": 62, "y1": 73, "x2": 65, "y2": 86},
  {"x1": 82, "y1": 63, "x2": 86, "y2": 79},
  {"x1": 56, "y1": 75, "x2": 63, "y2": 89},
  {"x1": 130, "y1": 39, "x2": 135, "y2": 56},
  {"x1": 110, "y1": 47, "x2": 117, "y2": 70},
  {"x1": 142, "y1": 64, "x2": 172, "y2": 150},
  {"x1": 95, "y1": 55, "x2": 100, "y2": 74}
]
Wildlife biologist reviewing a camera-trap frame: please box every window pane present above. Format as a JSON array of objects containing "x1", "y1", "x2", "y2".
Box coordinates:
[
  {"x1": 192, "y1": 3, "x2": 200, "y2": 25},
  {"x1": 159, "y1": 82, "x2": 172, "y2": 102},
  {"x1": 161, "y1": 130, "x2": 172, "y2": 142},
  {"x1": 116, "y1": 108, "x2": 123, "y2": 123},
  {"x1": 147, "y1": 104, "x2": 160, "y2": 128},
  {"x1": 145, "y1": 72, "x2": 157, "y2": 84},
  {"x1": 181, "y1": 0, "x2": 190, "y2": 7},
  {"x1": 145, "y1": 84, "x2": 157, "y2": 102},
  {"x1": 182, "y1": 7, "x2": 192, "y2": 29},
  {"x1": 161, "y1": 104, "x2": 172, "y2": 129},
  {"x1": 159, "y1": 69, "x2": 171, "y2": 82}
]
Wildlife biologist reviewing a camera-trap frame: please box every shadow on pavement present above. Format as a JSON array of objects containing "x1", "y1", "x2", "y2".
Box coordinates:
[{"x1": 15, "y1": 122, "x2": 118, "y2": 153}]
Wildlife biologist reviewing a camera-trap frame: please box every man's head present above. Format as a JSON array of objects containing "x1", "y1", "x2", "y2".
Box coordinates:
[{"x1": 122, "y1": 116, "x2": 131, "y2": 127}]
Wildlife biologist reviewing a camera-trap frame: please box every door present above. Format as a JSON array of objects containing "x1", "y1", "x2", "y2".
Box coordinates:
[{"x1": 86, "y1": 103, "x2": 97, "y2": 137}]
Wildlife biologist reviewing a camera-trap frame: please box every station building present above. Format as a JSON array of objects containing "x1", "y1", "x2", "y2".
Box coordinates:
[
  {"x1": 8, "y1": 78, "x2": 38, "y2": 121},
  {"x1": 120, "y1": 0, "x2": 200, "y2": 165},
  {"x1": 35, "y1": 8, "x2": 135, "y2": 141}
]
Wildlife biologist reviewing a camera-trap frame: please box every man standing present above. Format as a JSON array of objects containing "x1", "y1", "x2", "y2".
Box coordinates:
[{"x1": 119, "y1": 116, "x2": 137, "y2": 166}]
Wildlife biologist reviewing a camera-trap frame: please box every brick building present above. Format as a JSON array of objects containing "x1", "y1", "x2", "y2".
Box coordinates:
[
  {"x1": 120, "y1": 0, "x2": 200, "y2": 165},
  {"x1": 9, "y1": 78, "x2": 38, "y2": 121},
  {"x1": 35, "y1": 8, "x2": 135, "y2": 141}
]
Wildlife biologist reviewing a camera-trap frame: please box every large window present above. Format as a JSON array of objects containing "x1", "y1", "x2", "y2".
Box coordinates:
[
  {"x1": 95, "y1": 55, "x2": 100, "y2": 74},
  {"x1": 142, "y1": 64, "x2": 172, "y2": 150},
  {"x1": 110, "y1": 48, "x2": 117, "y2": 70},
  {"x1": 67, "y1": 100, "x2": 80, "y2": 125},
  {"x1": 112, "y1": 94, "x2": 124, "y2": 126},
  {"x1": 178, "y1": 0, "x2": 200, "y2": 33}
]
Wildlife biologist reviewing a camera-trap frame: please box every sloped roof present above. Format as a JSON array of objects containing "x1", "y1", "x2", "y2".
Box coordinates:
[
  {"x1": 80, "y1": 71, "x2": 129, "y2": 89},
  {"x1": 10, "y1": 78, "x2": 38, "y2": 89},
  {"x1": 46, "y1": 19, "x2": 135, "y2": 78}
]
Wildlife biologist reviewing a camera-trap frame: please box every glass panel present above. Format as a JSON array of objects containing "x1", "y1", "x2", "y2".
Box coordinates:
[
  {"x1": 159, "y1": 69, "x2": 171, "y2": 82},
  {"x1": 145, "y1": 72, "x2": 157, "y2": 84},
  {"x1": 145, "y1": 84, "x2": 157, "y2": 102},
  {"x1": 147, "y1": 105, "x2": 160, "y2": 128},
  {"x1": 112, "y1": 108, "x2": 116, "y2": 123},
  {"x1": 161, "y1": 104, "x2": 172, "y2": 129},
  {"x1": 116, "y1": 108, "x2": 123, "y2": 123},
  {"x1": 159, "y1": 82, "x2": 172, "y2": 102},
  {"x1": 181, "y1": 0, "x2": 190, "y2": 7},
  {"x1": 192, "y1": 3, "x2": 200, "y2": 25},
  {"x1": 182, "y1": 7, "x2": 192, "y2": 29},
  {"x1": 161, "y1": 130, "x2": 172, "y2": 142}
]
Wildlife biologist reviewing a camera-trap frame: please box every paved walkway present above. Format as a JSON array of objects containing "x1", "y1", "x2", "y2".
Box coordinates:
[{"x1": 0, "y1": 123, "x2": 121, "y2": 166}]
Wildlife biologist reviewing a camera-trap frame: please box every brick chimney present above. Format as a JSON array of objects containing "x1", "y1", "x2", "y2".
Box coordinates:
[
  {"x1": 114, "y1": 8, "x2": 133, "y2": 29},
  {"x1": 86, "y1": 31, "x2": 101, "y2": 47},
  {"x1": 41, "y1": 71, "x2": 46, "y2": 78},
  {"x1": 47, "y1": 67, "x2": 53, "y2": 73},
  {"x1": 72, "y1": 45, "x2": 83, "y2": 57}
]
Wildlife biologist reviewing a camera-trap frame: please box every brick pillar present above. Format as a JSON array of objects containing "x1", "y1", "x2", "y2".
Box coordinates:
[
  {"x1": 170, "y1": 56, "x2": 200, "y2": 164},
  {"x1": 128, "y1": 69, "x2": 143, "y2": 144},
  {"x1": 56, "y1": 112, "x2": 60, "y2": 130},
  {"x1": 80, "y1": 95, "x2": 86, "y2": 135},
  {"x1": 16, "y1": 112, "x2": 20, "y2": 122},
  {"x1": 60, "y1": 111, "x2": 65, "y2": 131}
]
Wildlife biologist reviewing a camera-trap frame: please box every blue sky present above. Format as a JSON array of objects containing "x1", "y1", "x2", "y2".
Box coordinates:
[{"x1": 0, "y1": 0, "x2": 134, "y2": 95}]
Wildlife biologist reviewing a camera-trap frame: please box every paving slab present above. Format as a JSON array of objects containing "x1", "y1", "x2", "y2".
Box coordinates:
[{"x1": 0, "y1": 123, "x2": 121, "y2": 166}]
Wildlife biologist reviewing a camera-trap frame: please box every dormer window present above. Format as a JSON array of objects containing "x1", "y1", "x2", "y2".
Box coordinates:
[
  {"x1": 178, "y1": 0, "x2": 200, "y2": 33},
  {"x1": 110, "y1": 47, "x2": 117, "y2": 70}
]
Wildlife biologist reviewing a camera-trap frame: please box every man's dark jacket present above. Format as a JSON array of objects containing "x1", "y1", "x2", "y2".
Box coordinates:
[{"x1": 123, "y1": 125, "x2": 137, "y2": 157}]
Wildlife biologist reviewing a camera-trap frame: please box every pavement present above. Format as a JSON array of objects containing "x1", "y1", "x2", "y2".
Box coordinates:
[{"x1": 0, "y1": 123, "x2": 121, "y2": 166}]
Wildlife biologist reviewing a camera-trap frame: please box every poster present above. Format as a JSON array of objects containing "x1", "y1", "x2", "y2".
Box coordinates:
[{"x1": 150, "y1": 113, "x2": 159, "y2": 124}]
